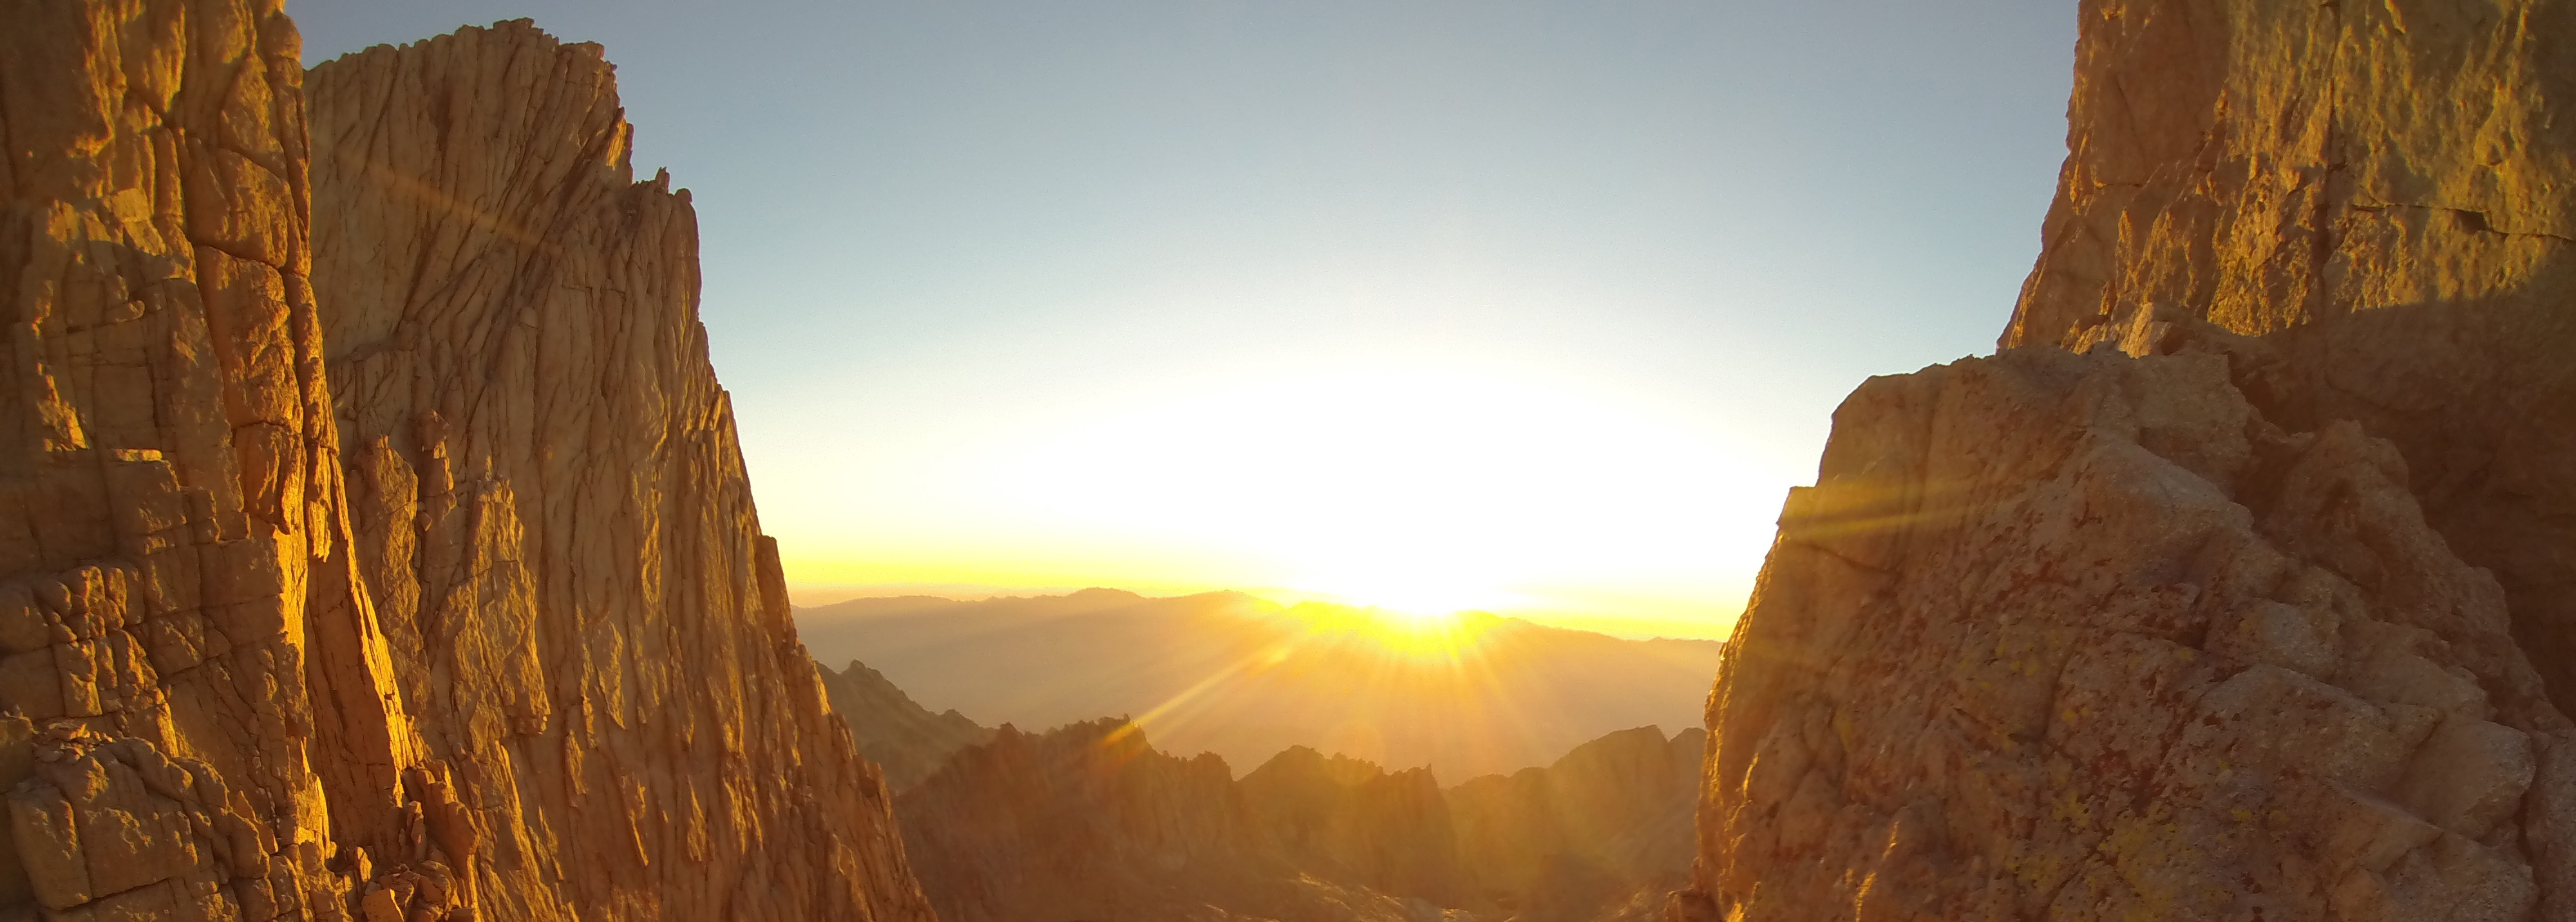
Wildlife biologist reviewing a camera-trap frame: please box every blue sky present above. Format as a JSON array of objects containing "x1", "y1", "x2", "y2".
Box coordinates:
[{"x1": 294, "y1": 1, "x2": 2078, "y2": 637}]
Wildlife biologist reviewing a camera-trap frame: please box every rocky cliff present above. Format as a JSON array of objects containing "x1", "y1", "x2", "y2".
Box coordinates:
[
  {"x1": 1674, "y1": 1, "x2": 2576, "y2": 918},
  {"x1": 0, "y1": 6, "x2": 933, "y2": 921},
  {"x1": 817, "y1": 659, "x2": 992, "y2": 791},
  {"x1": 1678, "y1": 349, "x2": 2574, "y2": 919},
  {"x1": 2003, "y1": 0, "x2": 2576, "y2": 713},
  {"x1": 0, "y1": 2, "x2": 433, "y2": 917}
]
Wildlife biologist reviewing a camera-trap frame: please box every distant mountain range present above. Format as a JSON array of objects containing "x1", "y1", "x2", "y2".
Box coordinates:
[
  {"x1": 889, "y1": 714, "x2": 1701, "y2": 922},
  {"x1": 795, "y1": 588, "x2": 1725, "y2": 780},
  {"x1": 813, "y1": 660, "x2": 997, "y2": 789}
]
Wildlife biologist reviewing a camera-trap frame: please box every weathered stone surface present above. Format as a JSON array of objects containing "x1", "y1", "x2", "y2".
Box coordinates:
[
  {"x1": 817, "y1": 658, "x2": 994, "y2": 792},
  {"x1": 0, "y1": 6, "x2": 933, "y2": 921},
  {"x1": 305, "y1": 19, "x2": 933, "y2": 922},
  {"x1": 0, "y1": 2, "x2": 422, "y2": 918},
  {"x1": 2001, "y1": 0, "x2": 2576, "y2": 719},
  {"x1": 1669, "y1": 5, "x2": 2576, "y2": 919},
  {"x1": 1672, "y1": 349, "x2": 2574, "y2": 921}
]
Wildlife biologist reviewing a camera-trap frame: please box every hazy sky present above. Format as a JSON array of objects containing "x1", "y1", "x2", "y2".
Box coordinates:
[{"x1": 294, "y1": 2, "x2": 2078, "y2": 639}]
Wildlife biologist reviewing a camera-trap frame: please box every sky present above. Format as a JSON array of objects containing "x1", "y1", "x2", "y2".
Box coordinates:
[{"x1": 294, "y1": 1, "x2": 2078, "y2": 639}]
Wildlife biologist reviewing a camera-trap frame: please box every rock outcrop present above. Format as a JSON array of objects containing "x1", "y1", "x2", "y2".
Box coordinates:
[
  {"x1": 1674, "y1": 2, "x2": 2576, "y2": 919},
  {"x1": 817, "y1": 658, "x2": 993, "y2": 791},
  {"x1": 301, "y1": 20, "x2": 932, "y2": 922},
  {"x1": 2003, "y1": 0, "x2": 2576, "y2": 714},
  {"x1": 1678, "y1": 350, "x2": 2575, "y2": 919},
  {"x1": 0, "y1": 1, "x2": 431, "y2": 917},
  {"x1": 0, "y1": 6, "x2": 933, "y2": 921}
]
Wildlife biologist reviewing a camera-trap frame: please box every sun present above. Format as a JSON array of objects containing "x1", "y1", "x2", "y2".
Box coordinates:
[{"x1": 1282, "y1": 599, "x2": 1490, "y2": 659}]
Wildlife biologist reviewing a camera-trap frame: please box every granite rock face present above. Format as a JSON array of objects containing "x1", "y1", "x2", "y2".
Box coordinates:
[
  {"x1": 304, "y1": 21, "x2": 933, "y2": 922},
  {"x1": 0, "y1": 1, "x2": 426, "y2": 917},
  {"x1": 1673, "y1": 3, "x2": 2576, "y2": 919},
  {"x1": 0, "y1": 6, "x2": 933, "y2": 921},
  {"x1": 1676, "y1": 350, "x2": 2575, "y2": 920},
  {"x1": 2003, "y1": 0, "x2": 2576, "y2": 715}
]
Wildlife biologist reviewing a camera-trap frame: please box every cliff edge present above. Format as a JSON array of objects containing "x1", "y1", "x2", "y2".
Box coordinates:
[
  {"x1": 0, "y1": 6, "x2": 933, "y2": 921},
  {"x1": 2004, "y1": 0, "x2": 2576, "y2": 713},
  {"x1": 1676, "y1": 1, "x2": 2576, "y2": 919}
]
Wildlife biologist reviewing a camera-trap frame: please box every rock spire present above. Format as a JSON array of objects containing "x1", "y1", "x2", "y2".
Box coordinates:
[{"x1": 0, "y1": 7, "x2": 934, "y2": 921}]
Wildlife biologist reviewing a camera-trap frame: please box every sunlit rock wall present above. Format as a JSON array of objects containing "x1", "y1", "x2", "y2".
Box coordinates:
[
  {"x1": 1675, "y1": 350, "x2": 2576, "y2": 920},
  {"x1": 305, "y1": 19, "x2": 934, "y2": 922},
  {"x1": 2003, "y1": 0, "x2": 2576, "y2": 714},
  {"x1": 0, "y1": 1, "x2": 429, "y2": 917},
  {"x1": 1672, "y1": 1, "x2": 2576, "y2": 917},
  {"x1": 0, "y1": 5, "x2": 934, "y2": 920}
]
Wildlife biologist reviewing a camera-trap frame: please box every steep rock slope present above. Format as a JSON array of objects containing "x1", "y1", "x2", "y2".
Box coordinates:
[
  {"x1": 1447, "y1": 727, "x2": 1700, "y2": 922},
  {"x1": 303, "y1": 20, "x2": 933, "y2": 922},
  {"x1": 2002, "y1": 0, "x2": 2576, "y2": 713},
  {"x1": 1675, "y1": 350, "x2": 2576, "y2": 919},
  {"x1": 0, "y1": 2, "x2": 430, "y2": 919},
  {"x1": 817, "y1": 658, "x2": 992, "y2": 791}
]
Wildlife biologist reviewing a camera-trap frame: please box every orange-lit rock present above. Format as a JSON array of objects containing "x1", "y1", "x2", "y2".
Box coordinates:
[
  {"x1": 307, "y1": 20, "x2": 933, "y2": 922},
  {"x1": 1674, "y1": 2, "x2": 2576, "y2": 918},
  {"x1": 0, "y1": 6, "x2": 933, "y2": 920},
  {"x1": 0, "y1": 2, "x2": 417, "y2": 917},
  {"x1": 1673, "y1": 348, "x2": 2575, "y2": 920},
  {"x1": 2004, "y1": 0, "x2": 2576, "y2": 719}
]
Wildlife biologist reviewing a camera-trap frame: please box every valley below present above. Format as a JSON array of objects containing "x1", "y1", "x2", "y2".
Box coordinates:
[
  {"x1": 3, "y1": 1, "x2": 2573, "y2": 921},
  {"x1": 806, "y1": 590, "x2": 1718, "y2": 922}
]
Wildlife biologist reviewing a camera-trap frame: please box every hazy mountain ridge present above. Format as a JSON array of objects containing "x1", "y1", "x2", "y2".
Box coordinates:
[
  {"x1": 816, "y1": 659, "x2": 998, "y2": 790},
  {"x1": 797, "y1": 588, "x2": 1723, "y2": 780},
  {"x1": 894, "y1": 716, "x2": 1701, "y2": 922}
]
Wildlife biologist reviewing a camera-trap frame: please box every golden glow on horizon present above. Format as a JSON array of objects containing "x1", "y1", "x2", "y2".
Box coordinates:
[
  {"x1": 1291, "y1": 603, "x2": 1489, "y2": 659},
  {"x1": 771, "y1": 361, "x2": 1799, "y2": 639},
  {"x1": 1097, "y1": 598, "x2": 1517, "y2": 763}
]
